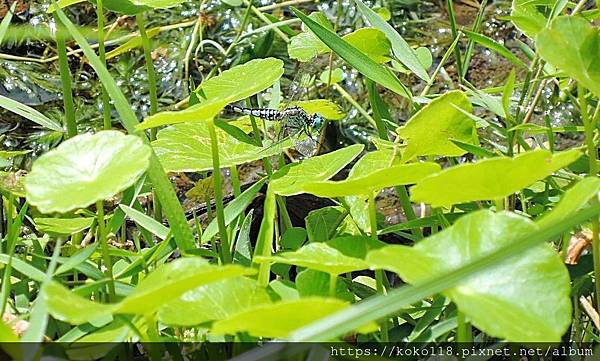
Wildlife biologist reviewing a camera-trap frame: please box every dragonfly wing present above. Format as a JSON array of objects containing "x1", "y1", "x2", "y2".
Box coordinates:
[{"x1": 293, "y1": 136, "x2": 318, "y2": 158}]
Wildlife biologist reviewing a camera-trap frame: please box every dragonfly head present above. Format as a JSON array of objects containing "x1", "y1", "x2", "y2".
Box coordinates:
[{"x1": 312, "y1": 114, "x2": 324, "y2": 130}]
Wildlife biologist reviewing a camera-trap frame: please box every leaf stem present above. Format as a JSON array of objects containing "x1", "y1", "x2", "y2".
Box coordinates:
[
  {"x1": 208, "y1": 121, "x2": 232, "y2": 264},
  {"x1": 96, "y1": 200, "x2": 116, "y2": 300},
  {"x1": 0, "y1": 201, "x2": 28, "y2": 316},
  {"x1": 329, "y1": 273, "x2": 337, "y2": 298},
  {"x1": 579, "y1": 84, "x2": 600, "y2": 306},
  {"x1": 369, "y1": 190, "x2": 389, "y2": 341},
  {"x1": 456, "y1": 309, "x2": 472, "y2": 343}
]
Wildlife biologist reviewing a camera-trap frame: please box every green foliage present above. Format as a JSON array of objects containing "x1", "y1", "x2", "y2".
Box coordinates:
[
  {"x1": 44, "y1": 257, "x2": 255, "y2": 324},
  {"x1": 537, "y1": 16, "x2": 600, "y2": 97},
  {"x1": 139, "y1": 58, "x2": 284, "y2": 129},
  {"x1": 0, "y1": 95, "x2": 63, "y2": 132},
  {"x1": 510, "y1": 0, "x2": 559, "y2": 39},
  {"x1": 158, "y1": 277, "x2": 272, "y2": 326},
  {"x1": 270, "y1": 144, "x2": 364, "y2": 196},
  {"x1": 351, "y1": 0, "x2": 430, "y2": 81},
  {"x1": 34, "y1": 217, "x2": 94, "y2": 235},
  {"x1": 302, "y1": 162, "x2": 441, "y2": 197},
  {"x1": 291, "y1": 7, "x2": 412, "y2": 99},
  {"x1": 256, "y1": 243, "x2": 369, "y2": 275},
  {"x1": 368, "y1": 210, "x2": 571, "y2": 342},
  {"x1": 6, "y1": 0, "x2": 600, "y2": 352},
  {"x1": 153, "y1": 123, "x2": 289, "y2": 172},
  {"x1": 211, "y1": 298, "x2": 376, "y2": 338},
  {"x1": 397, "y1": 91, "x2": 478, "y2": 159},
  {"x1": 412, "y1": 149, "x2": 582, "y2": 207}
]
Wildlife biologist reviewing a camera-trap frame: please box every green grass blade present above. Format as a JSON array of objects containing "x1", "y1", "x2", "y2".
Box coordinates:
[
  {"x1": 52, "y1": 4, "x2": 195, "y2": 251},
  {"x1": 351, "y1": 0, "x2": 430, "y2": 82},
  {"x1": 291, "y1": 7, "x2": 411, "y2": 99},
  {"x1": 463, "y1": 30, "x2": 528, "y2": 69},
  {"x1": 120, "y1": 205, "x2": 170, "y2": 240},
  {"x1": 0, "y1": 2, "x2": 16, "y2": 44},
  {"x1": 0, "y1": 95, "x2": 63, "y2": 132}
]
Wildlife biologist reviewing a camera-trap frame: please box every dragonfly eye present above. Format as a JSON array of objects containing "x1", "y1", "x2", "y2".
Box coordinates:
[{"x1": 312, "y1": 114, "x2": 323, "y2": 129}]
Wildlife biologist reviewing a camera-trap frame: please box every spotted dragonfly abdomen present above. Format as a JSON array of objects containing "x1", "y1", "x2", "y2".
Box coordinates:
[{"x1": 226, "y1": 104, "x2": 282, "y2": 121}]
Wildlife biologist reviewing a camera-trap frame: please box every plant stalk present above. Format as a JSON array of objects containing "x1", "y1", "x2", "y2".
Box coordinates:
[
  {"x1": 208, "y1": 120, "x2": 232, "y2": 263},
  {"x1": 96, "y1": 200, "x2": 116, "y2": 300},
  {"x1": 579, "y1": 84, "x2": 600, "y2": 306},
  {"x1": 369, "y1": 190, "x2": 389, "y2": 341}
]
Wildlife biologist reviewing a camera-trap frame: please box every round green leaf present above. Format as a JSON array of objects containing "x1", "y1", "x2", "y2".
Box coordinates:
[
  {"x1": 157, "y1": 277, "x2": 271, "y2": 326},
  {"x1": 288, "y1": 12, "x2": 333, "y2": 62},
  {"x1": 288, "y1": 31, "x2": 329, "y2": 62},
  {"x1": 397, "y1": 91, "x2": 478, "y2": 159},
  {"x1": 153, "y1": 123, "x2": 288, "y2": 172},
  {"x1": 342, "y1": 28, "x2": 393, "y2": 64},
  {"x1": 25, "y1": 131, "x2": 151, "y2": 214},
  {"x1": 537, "y1": 16, "x2": 600, "y2": 98},
  {"x1": 211, "y1": 297, "x2": 376, "y2": 338},
  {"x1": 270, "y1": 144, "x2": 364, "y2": 196},
  {"x1": 255, "y1": 243, "x2": 369, "y2": 275},
  {"x1": 411, "y1": 149, "x2": 582, "y2": 207},
  {"x1": 302, "y1": 162, "x2": 441, "y2": 197},
  {"x1": 139, "y1": 58, "x2": 284, "y2": 129},
  {"x1": 374, "y1": 7, "x2": 391, "y2": 21},
  {"x1": 319, "y1": 68, "x2": 344, "y2": 84},
  {"x1": 416, "y1": 47, "x2": 433, "y2": 69},
  {"x1": 367, "y1": 210, "x2": 571, "y2": 342}
]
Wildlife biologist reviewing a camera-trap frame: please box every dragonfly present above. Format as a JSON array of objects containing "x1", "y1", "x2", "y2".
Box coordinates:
[{"x1": 224, "y1": 103, "x2": 324, "y2": 157}]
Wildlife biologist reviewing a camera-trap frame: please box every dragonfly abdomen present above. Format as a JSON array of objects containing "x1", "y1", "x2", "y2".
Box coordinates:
[{"x1": 225, "y1": 104, "x2": 282, "y2": 121}]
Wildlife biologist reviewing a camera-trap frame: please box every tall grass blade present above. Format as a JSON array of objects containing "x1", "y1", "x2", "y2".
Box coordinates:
[
  {"x1": 291, "y1": 7, "x2": 412, "y2": 99},
  {"x1": 351, "y1": 0, "x2": 430, "y2": 82}
]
